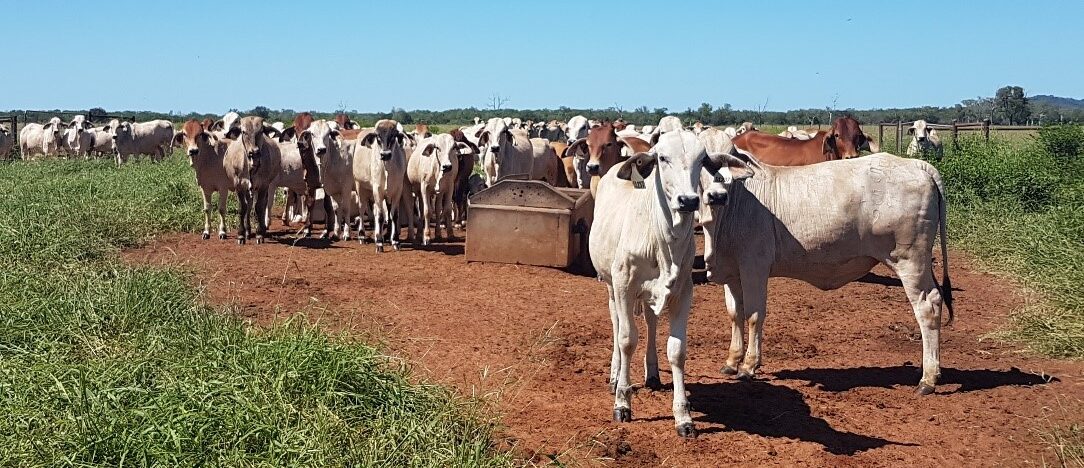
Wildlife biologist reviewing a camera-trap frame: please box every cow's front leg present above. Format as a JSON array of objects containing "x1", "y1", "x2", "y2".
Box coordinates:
[
  {"x1": 722, "y1": 281, "x2": 745, "y2": 376},
  {"x1": 612, "y1": 286, "x2": 638, "y2": 423},
  {"x1": 216, "y1": 190, "x2": 227, "y2": 239},
  {"x1": 607, "y1": 286, "x2": 620, "y2": 394},
  {"x1": 200, "y1": 188, "x2": 213, "y2": 240},
  {"x1": 738, "y1": 273, "x2": 769, "y2": 380},
  {"x1": 668, "y1": 282, "x2": 697, "y2": 438}
]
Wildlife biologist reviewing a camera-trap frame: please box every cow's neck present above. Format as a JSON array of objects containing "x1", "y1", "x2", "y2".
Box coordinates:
[{"x1": 648, "y1": 168, "x2": 694, "y2": 315}]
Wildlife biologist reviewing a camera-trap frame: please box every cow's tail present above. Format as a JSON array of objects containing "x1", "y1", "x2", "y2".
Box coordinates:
[{"x1": 930, "y1": 166, "x2": 954, "y2": 326}]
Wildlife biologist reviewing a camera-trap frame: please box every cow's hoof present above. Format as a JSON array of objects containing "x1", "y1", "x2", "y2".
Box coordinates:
[
  {"x1": 255, "y1": 236, "x2": 264, "y2": 245},
  {"x1": 318, "y1": 231, "x2": 329, "y2": 239},
  {"x1": 721, "y1": 365, "x2": 738, "y2": 376},
  {"x1": 237, "y1": 238, "x2": 246, "y2": 245},
  {"x1": 735, "y1": 371, "x2": 754, "y2": 382},
  {"x1": 422, "y1": 239, "x2": 431, "y2": 246},
  {"x1": 676, "y1": 423, "x2": 699, "y2": 439},
  {"x1": 645, "y1": 376, "x2": 664, "y2": 391},
  {"x1": 917, "y1": 384, "x2": 936, "y2": 395},
  {"x1": 392, "y1": 243, "x2": 401, "y2": 251},
  {"x1": 376, "y1": 245, "x2": 384, "y2": 253},
  {"x1": 613, "y1": 407, "x2": 632, "y2": 423},
  {"x1": 201, "y1": 232, "x2": 210, "y2": 240},
  {"x1": 218, "y1": 232, "x2": 227, "y2": 240}
]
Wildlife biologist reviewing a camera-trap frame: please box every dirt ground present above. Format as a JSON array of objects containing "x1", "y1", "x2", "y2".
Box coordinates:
[{"x1": 125, "y1": 228, "x2": 1083, "y2": 467}]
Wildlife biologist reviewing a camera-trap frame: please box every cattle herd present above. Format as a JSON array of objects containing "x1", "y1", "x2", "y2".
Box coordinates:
[{"x1": 9, "y1": 111, "x2": 956, "y2": 439}]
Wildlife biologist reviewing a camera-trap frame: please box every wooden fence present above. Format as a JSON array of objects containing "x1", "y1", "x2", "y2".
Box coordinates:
[{"x1": 876, "y1": 119, "x2": 1040, "y2": 152}]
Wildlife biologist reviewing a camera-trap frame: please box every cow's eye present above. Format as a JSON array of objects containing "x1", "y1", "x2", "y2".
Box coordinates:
[{"x1": 659, "y1": 155, "x2": 671, "y2": 164}]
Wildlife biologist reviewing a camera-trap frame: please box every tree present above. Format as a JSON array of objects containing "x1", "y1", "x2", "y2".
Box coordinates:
[
  {"x1": 994, "y1": 86, "x2": 1030, "y2": 125},
  {"x1": 487, "y1": 94, "x2": 509, "y2": 111},
  {"x1": 248, "y1": 106, "x2": 271, "y2": 119}
]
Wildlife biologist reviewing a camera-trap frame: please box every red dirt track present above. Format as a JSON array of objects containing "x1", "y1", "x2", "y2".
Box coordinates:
[{"x1": 125, "y1": 229, "x2": 1083, "y2": 467}]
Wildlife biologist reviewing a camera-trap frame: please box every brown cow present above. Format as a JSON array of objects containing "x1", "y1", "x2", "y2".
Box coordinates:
[
  {"x1": 730, "y1": 116, "x2": 877, "y2": 166},
  {"x1": 334, "y1": 113, "x2": 360, "y2": 130},
  {"x1": 565, "y1": 121, "x2": 653, "y2": 194},
  {"x1": 413, "y1": 123, "x2": 432, "y2": 140}
]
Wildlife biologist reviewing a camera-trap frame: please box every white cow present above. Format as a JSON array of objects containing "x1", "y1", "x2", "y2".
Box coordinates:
[
  {"x1": 221, "y1": 116, "x2": 282, "y2": 244},
  {"x1": 355, "y1": 119, "x2": 408, "y2": 252},
  {"x1": 89, "y1": 127, "x2": 114, "y2": 156},
  {"x1": 19, "y1": 117, "x2": 64, "y2": 158},
  {"x1": 590, "y1": 130, "x2": 725, "y2": 439},
  {"x1": 302, "y1": 120, "x2": 355, "y2": 241},
  {"x1": 476, "y1": 117, "x2": 534, "y2": 186},
  {"x1": 406, "y1": 133, "x2": 475, "y2": 245},
  {"x1": 209, "y1": 111, "x2": 241, "y2": 136},
  {"x1": 107, "y1": 119, "x2": 174, "y2": 164},
  {"x1": 778, "y1": 125, "x2": 817, "y2": 140},
  {"x1": 565, "y1": 115, "x2": 591, "y2": 188},
  {"x1": 703, "y1": 150, "x2": 954, "y2": 394},
  {"x1": 0, "y1": 124, "x2": 12, "y2": 158},
  {"x1": 63, "y1": 126, "x2": 94, "y2": 158},
  {"x1": 906, "y1": 120, "x2": 944, "y2": 159}
]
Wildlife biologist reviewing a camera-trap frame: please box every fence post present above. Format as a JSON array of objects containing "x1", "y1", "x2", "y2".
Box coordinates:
[
  {"x1": 877, "y1": 123, "x2": 884, "y2": 152},
  {"x1": 896, "y1": 120, "x2": 902, "y2": 153},
  {"x1": 951, "y1": 119, "x2": 959, "y2": 150},
  {"x1": 982, "y1": 118, "x2": 990, "y2": 143},
  {"x1": 11, "y1": 115, "x2": 18, "y2": 159}
]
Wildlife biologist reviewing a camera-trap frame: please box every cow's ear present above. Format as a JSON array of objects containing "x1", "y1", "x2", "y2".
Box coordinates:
[
  {"x1": 224, "y1": 126, "x2": 242, "y2": 139},
  {"x1": 474, "y1": 126, "x2": 486, "y2": 139},
  {"x1": 281, "y1": 127, "x2": 297, "y2": 141},
  {"x1": 360, "y1": 132, "x2": 379, "y2": 147},
  {"x1": 907, "y1": 126, "x2": 915, "y2": 135},
  {"x1": 172, "y1": 132, "x2": 185, "y2": 146},
  {"x1": 615, "y1": 152, "x2": 657, "y2": 186},
  {"x1": 705, "y1": 152, "x2": 754, "y2": 181},
  {"x1": 261, "y1": 124, "x2": 280, "y2": 138},
  {"x1": 421, "y1": 143, "x2": 439, "y2": 157},
  {"x1": 455, "y1": 141, "x2": 477, "y2": 154},
  {"x1": 822, "y1": 133, "x2": 838, "y2": 157},
  {"x1": 208, "y1": 120, "x2": 225, "y2": 132},
  {"x1": 566, "y1": 138, "x2": 587, "y2": 158}
]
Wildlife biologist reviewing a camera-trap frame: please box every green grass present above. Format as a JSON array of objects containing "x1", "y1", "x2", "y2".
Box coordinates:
[{"x1": 0, "y1": 156, "x2": 509, "y2": 466}]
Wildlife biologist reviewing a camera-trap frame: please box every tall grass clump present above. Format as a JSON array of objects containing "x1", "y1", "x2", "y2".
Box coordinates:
[
  {"x1": 933, "y1": 129, "x2": 1083, "y2": 358},
  {"x1": 0, "y1": 156, "x2": 508, "y2": 466}
]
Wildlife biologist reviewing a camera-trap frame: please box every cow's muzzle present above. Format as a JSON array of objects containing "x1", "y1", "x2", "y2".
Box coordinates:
[
  {"x1": 917, "y1": 136, "x2": 927, "y2": 142},
  {"x1": 441, "y1": 163, "x2": 453, "y2": 172},
  {"x1": 188, "y1": 148, "x2": 198, "y2": 156},
  {"x1": 586, "y1": 163, "x2": 600, "y2": 175},
  {"x1": 676, "y1": 194, "x2": 700, "y2": 212},
  {"x1": 489, "y1": 146, "x2": 499, "y2": 153},
  {"x1": 316, "y1": 147, "x2": 327, "y2": 156},
  {"x1": 706, "y1": 192, "x2": 728, "y2": 205},
  {"x1": 380, "y1": 149, "x2": 392, "y2": 161}
]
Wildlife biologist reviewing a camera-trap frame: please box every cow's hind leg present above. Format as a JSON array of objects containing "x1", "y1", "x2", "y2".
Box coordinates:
[
  {"x1": 722, "y1": 280, "x2": 745, "y2": 376},
  {"x1": 888, "y1": 257, "x2": 943, "y2": 394},
  {"x1": 643, "y1": 303, "x2": 662, "y2": 390}
]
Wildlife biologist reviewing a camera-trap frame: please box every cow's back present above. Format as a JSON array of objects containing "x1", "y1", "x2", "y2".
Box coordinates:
[{"x1": 732, "y1": 131, "x2": 829, "y2": 166}]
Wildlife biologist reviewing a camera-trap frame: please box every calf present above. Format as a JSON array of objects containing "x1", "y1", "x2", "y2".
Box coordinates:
[
  {"x1": 172, "y1": 119, "x2": 233, "y2": 239},
  {"x1": 590, "y1": 130, "x2": 725, "y2": 439},
  {"x1": 107, "y1": 119, "x2": 174, "y2": 164},
  {"x1": 906, "y1": 120, "x2": 944, "y2": 159},
  {"x1": 730, "y1": 116, "x2": 877, "y2": 165},
  {"x1": 565, "y1": 121, "x2": 652, "y2": 194},
  {"x1": 355, "y1": 119, "x2": 409, "y2": 252},
  {"x1": 19, "y1": 117, "x2": 64, "y2": 158},
  {"x1": 703, "y1": 150, "x2": 953, "y2": 394},
  {"x1": 222, "y1": 116, "x2": 282, "y2": 244},
  {"x1": 450, "y1": 129, "x2": 479, "y2": 229},
  {"x1": 476, "y1": 117, "x2": 533, "y2": 186},
  {"x1": 0, "y1": 125, "x2": 12, "y2": 158},
  {"x1": 406, "y1": 133, "x2": 475, "y2": 245}
]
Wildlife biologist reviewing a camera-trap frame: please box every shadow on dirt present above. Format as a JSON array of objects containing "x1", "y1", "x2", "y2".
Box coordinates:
[
  {"x1": 773, "y1": 365, "x2": 1057, "y2": 393},
  {"x1": 410, "y1": 243, "x2": 465, "y2": 256},
  {"x1": 688, "y1": 381, "x2": 914, "y2": 455},
  {"x1": 274, "y1": 236, "x2": 341, "y2": 250}
]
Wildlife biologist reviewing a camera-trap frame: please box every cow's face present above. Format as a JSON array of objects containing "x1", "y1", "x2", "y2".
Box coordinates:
[
  {"x1": 225, "y1": 116, "x2": 278, "y2": 160},
  {"x1": 477, "y1": 118, "x2": 510, "y2": 157},
  {"x1": 617, "y1": 131, "x2": 704, "y2": 213},
  {"x1": 173, "y1": 119, "x2": 213, "y2": 157},
  {"x1": 567, "y1": 122, "x2": 627, "y2": 177},
  {"x1": 306, "y1": 120, "x2": 339, "y2": 157},
  {"x1": 361, "y1": 120, "x2": 404, "y2": 161},
  {"x1": 909, "y1": 120, "x2": 931, "y2": 143},
  {"x1": 702, "y1": 149, "x2": 755, "y2": 208},
  {"x1": 112, "y1": 121, "x2": 134, "y2": 142},
  {"x1": 825, "y1": 116, "x2": 874, "y2": 159}
]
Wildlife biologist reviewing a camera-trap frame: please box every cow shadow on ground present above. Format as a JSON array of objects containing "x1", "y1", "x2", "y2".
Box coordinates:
[
  {"x1": 273, "y1": 236, "x2": 341, "y2": 250},
  {"x1": 855, "y1": 272, "x2": 965, "y2": 293},
  {"x1": 685, "y1": 381, "x2": 914, "y2": 455},
  {"x1": 773, "y1": 365, "x2": 1057, "y2": 393},
  {"x1": 409, "y1": 243, "x2": 464, "y2": 256}
]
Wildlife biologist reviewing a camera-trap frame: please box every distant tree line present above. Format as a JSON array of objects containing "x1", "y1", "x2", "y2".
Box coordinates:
[{"x1": 5, "y1": 86, "x2": 1076, "y2": 127}]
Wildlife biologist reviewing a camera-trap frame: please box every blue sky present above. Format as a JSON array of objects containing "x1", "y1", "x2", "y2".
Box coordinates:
[{"x1": 6, "y1": 1, "x2": 1081, "y2": 114}]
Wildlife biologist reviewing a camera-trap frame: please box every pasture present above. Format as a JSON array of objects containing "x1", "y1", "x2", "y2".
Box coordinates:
[{"x1": 1, "y1": 122, "x2": 1081, "y2": 466}]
